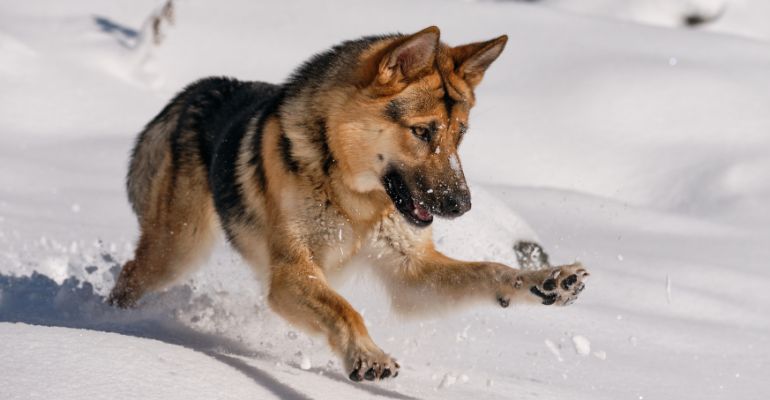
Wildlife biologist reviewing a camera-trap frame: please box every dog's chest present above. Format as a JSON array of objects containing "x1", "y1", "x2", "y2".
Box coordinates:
[{"x1": 302, "y1": 204, "x2": 361, "y2": 272}]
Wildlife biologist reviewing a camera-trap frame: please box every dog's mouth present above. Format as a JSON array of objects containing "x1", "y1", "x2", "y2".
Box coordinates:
[{"x1": 382, "y1": 170, "x2": 433, "y2": 227}]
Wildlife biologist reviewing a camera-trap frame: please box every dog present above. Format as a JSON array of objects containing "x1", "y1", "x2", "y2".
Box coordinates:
[{"x1": 108, "y1": 26, "x2": 589, "y2": 382}]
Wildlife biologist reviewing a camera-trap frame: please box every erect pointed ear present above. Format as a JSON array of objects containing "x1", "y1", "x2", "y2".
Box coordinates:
[
  {"x1": 452, "y1": 35, "x2": 508, "y2": 87},
  {"x1": 377, "y1": 26, "x2": 440, "y2": 85}
]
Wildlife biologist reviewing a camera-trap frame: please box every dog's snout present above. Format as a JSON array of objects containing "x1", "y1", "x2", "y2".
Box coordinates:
[{"x1": 441, "y1": 192, "x2": 471, "y2": 217}]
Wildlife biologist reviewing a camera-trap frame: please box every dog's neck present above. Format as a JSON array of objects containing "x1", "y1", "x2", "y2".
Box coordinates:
[{"x1": 275, "y1": 109, "x2": 390, "y2": 230}]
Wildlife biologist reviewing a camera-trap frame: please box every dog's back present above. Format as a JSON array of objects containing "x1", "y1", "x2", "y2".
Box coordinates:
[{"x1": 126, "y1": 77, "x2": 279, "y2": 222}]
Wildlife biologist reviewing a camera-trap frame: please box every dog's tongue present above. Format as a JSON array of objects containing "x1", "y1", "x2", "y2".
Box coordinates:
[{"x1": 412, "y1": 203, "x2": 433, "y2": 221}]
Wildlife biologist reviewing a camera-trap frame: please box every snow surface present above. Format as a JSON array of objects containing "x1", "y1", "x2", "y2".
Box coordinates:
[
  {"x1": 1, "y1": 0, "x2": 769, "y2": 399},
  {"x1": 539, "y1": 0, "x2": 770, "y2": 42}
]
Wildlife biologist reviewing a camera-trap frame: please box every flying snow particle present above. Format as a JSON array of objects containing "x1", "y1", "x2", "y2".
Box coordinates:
[
  {"x1": 300, "y1": 355, "x2": 311, "y2": 370},
  {"x1": 449, "y1": 154, "x2": 460, "y2": 172},
  {"x1": 669, "y1": 57, "x2": 678, "y2": 66},
  {"x1": 593, "y1": 350, "x2": 607, "y2": 360},
  {"x1": 544, "y1": 339, "x2": 563, "y2": 362},
  {"x1": 666, "y1": 274, "x2": 672, "y2": 304},
  {"x1": 459, "y1": 374, "x2": 469, "y2": 383},
  {"x1": 617, "y1": 254, "x2": 624, "y2": 261},
  {"x1": 71, "y1": 203, "x2": 81, "y2": 213},
  {"x1": 572, "y1": 335, "x2": 591, "y2": 356}
]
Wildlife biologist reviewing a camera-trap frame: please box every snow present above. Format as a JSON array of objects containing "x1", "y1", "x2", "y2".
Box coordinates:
[
  {"x1": 544, "y1": 339, "x2": 564, "y2": 362},
  {"x1": 0, "y1": 324, "x2": 281, "y2": 400},
  {"x1": 1, "y1": 0, "x2": 769, "y2": 399},
  {"x1": 300, "y1": 355, "x2": 312, "y2": 371},
  {"x1": 539, "y1": 0, "x2": 770, "y2": 41},
  {"x1": 571, "y1": 335, "x2": 592, "y2": 356}
]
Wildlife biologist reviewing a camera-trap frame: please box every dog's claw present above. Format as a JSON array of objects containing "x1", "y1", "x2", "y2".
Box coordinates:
[
  {"x1": 349, "y1": 369, "x2": 362, "y2": 382},
  {"x1": 349, "y1": 359, "x2": 363, "y2": 381}
]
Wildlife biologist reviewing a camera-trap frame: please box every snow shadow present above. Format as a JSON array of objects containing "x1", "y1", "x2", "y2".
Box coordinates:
[
  {"x1": 93, "y1": 15, "x2": 139, "y2": 48},
  {"x1": 0, "y1": 272, "x2": 246, "y2": 352},
  {"x1": 0, "y1": 272, "x2": 420, "y2": 400},
  {"x1": 0, "y1": 272, "x2": 305, "y2": 399}
]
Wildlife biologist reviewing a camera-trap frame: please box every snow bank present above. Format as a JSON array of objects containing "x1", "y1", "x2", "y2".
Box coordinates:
[{"x1": 0, "y1": 323, "x2": 282, "y2": 400}]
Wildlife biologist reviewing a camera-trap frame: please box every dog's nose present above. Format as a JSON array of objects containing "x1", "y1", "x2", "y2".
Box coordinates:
[{"x1": 441, "y1": 193, "x2": 471, "y2": 217}]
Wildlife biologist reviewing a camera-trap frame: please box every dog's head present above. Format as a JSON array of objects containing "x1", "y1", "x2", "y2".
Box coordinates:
[{"x1": 331, "y1": 26, "x2": 506, "y2": 227}]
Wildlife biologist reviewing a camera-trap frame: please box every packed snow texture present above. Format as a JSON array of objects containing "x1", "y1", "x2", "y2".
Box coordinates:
[{"x1": 1, "y1": 0, "x2": 769, "y2": 399}]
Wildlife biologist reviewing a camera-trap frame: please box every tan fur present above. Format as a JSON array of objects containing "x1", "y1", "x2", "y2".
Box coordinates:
[
  {"x1": 110, "y1": 27, "x2": 589, "y2": 381},
  {"x1": 109, "y1": 147, "x2": 218, "y2": 307}
]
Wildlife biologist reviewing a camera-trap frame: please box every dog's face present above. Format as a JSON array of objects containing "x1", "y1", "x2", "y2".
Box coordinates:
[{"x1": 332, "y1": 27, "x2": 506, "y2": 227}]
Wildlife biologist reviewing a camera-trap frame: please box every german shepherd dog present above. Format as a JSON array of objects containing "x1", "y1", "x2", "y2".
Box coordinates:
[{"x1": 109, "y1": 26, "x2": 589, "y2": 382}]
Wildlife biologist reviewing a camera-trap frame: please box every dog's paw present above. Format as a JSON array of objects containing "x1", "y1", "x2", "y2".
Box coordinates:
[
  {"x1": 528, "y1": 263, "x2": 589, "y2": 306},
  {"x1": 347, "y1": 346, "x2": 399, "y2": 382}
]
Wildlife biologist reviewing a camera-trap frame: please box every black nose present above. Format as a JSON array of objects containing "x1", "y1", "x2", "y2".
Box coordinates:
[{"x1": 441, "y1": 193, "x2": 471, "y2": 217}]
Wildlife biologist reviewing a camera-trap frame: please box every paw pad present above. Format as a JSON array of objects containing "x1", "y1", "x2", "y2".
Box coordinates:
[{"x1": 530, "y1": 264, "x2": 589, "y2": 306}]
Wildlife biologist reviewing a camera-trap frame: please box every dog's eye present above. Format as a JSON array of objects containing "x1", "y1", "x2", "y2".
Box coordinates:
[{"x1": 410, "y1": 125, "x2": 431, "y2": 142}]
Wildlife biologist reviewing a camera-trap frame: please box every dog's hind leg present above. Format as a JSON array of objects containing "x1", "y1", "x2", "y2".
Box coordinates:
[{"x1": 108, "y1": 154, "x2": 217, "y2": 308}]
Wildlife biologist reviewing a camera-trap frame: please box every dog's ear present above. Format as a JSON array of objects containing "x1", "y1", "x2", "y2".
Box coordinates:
[
  {"x1": 452, "y1": 35, "x2": 507, "y2": 87},
  {"x1": 377, "y1": 26, "x2": 440, "y2": 85}
]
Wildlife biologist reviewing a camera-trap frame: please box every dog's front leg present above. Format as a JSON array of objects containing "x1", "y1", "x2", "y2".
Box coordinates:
[
  {"x1": 267, "y1": 251, "x2": 399, "y2": 381},
  {"x1": 375, "y1": 247, "x2": 589, "y2": 313}
]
